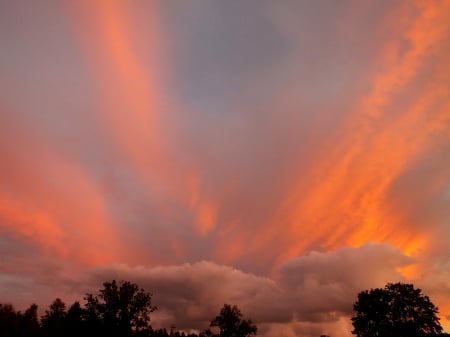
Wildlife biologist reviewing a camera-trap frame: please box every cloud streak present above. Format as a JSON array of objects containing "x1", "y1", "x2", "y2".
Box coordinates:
[{"x1": 0, "y1": 0, "x2": 449, "y2": 335}]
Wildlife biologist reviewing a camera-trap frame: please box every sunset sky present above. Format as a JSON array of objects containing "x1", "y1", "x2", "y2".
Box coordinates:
[{"x1": 1, "y1": 1, "x2": 450, "y2": 336}]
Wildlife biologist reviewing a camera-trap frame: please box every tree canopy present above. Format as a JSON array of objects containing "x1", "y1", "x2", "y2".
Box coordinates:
[
  {"x1": 210, "y1": 304, "x2": 257, "y2": 337},
  {"x1": 0, "y1": 303, "x2": 40, "y2": 337},
  {"x1": 351, "y1": 282, "x2": 443, "y2": 337},
  {"x1": 40, "y1": 298, "x2": 66, "y2": 337},
  {"x1": 84, "y1": 279, "x2": 157, "y2": 336}
]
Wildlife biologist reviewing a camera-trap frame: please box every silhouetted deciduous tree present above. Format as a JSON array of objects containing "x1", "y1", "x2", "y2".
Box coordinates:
[
  {"x1": 352, "y1": 283, "x2": 443, "y2": 337},
  {"x1": 210, "y1": 304, "x2": 257, "y2": 337},
  {"x1": 84, "y1": 279, "x2": 157, "y2": 336}
]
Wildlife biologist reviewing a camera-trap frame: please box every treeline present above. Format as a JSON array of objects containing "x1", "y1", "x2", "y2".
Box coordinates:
[
  {"x1": 0, "y1": 280, "x2": 256, "y2": 337},
  {"x1": 3, "y1": 280, "x2": 449, "y2": 337}
]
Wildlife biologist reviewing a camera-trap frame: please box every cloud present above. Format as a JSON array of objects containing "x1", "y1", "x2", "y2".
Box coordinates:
[
  {"x1": 243, "y1": 0, "x2": 450, "y2": 267},
  {"x1": 1, "y1": 0, "x2": 450, "y2": 333},
  {"x1": 85, "y1": 243, "x2": 410, "y2": 336},
  {"x1": 2, "y1": 0, "x2": 448, "y2": 271},
  {"x1": 0, "y1": 107, "x2": 124, "y2": 266}
]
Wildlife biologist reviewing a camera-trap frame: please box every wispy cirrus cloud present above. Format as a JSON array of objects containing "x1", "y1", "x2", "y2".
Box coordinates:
[{"x1": 0, "y1": 0, "x2": 449, "y2": 334}]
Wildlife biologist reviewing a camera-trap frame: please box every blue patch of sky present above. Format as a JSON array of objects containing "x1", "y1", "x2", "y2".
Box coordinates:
[{"x1": 160, "y1": 1, "x2": 290, "y2": 117}]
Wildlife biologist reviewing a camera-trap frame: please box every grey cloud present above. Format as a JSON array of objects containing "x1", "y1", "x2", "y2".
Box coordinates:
[
  {"x1": 89, "y1": 261, "x2": 279, "y2": 329},
  {"x1": 277, "y1": 243, "x2": 411, "y2": 321},
  {"x1": 87, "y1": 243, "x2": 411, "y2": 333}
]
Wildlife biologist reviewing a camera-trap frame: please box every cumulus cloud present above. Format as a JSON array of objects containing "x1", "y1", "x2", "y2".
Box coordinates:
[{"x1": 86, "y1": 243, "x2": 410, "y2": 336}]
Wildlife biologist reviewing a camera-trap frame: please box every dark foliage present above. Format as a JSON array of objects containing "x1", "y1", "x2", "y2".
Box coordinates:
[
  {"x1": 210, "y1": 304, "x2": 257, "y2": 337},
  {"x1": 0, "y1": 303, "x2": 40, "y2": 337},
  {"x1": 84, "y1": 279, "x2": 157, "y2": 337},
  {"x1": 352, "y1": 282, "x2": 443, "y2": 337},
  {"x1": 41, "y1": 298, "x2": 66, "y2": 337},
  {"x1": 0, "y1": 280, "x2": 157, "y2": 337},
  {"x1": 0, "y1": 303, "x2": 18, "y2": 337},
  {"x1": 64, "y1": 301, "x2": 86, "y2": 337}
]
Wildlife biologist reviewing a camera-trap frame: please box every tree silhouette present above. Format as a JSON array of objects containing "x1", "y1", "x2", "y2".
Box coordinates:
[
  {"x1": 0, "y1": 303, "x2": 18, "y2": 337},
  {"x1": 65, "y1": 301, "x2": 86, "y2": 337},
  {"x1": 41, "y1": 298, "x2": 66, "y2": 337},
  {"x1": 85, "y1": 279, "x2": 157, "y2": 336},
  {"x1": 210, "y1": 304, "x2": 257, "y2": 337},
  {"x1": 352, "y1": 283, "x2": 443, "y2": 337},
  {"x1": 17, "y1": 303, "x2": 40, "y2": 337}
]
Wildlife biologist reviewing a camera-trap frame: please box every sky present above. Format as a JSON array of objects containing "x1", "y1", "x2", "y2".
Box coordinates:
[{"x1": 0, "y1": 1, "x2": 449, "y2": 336}]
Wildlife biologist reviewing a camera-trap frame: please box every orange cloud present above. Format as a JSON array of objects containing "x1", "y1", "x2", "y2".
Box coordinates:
[
  {"x1": 0, "y1": 197, "x2": 67, "y2": 255},
  {"x1": 67, "y1": 1, "x2": 222, "y2": 244},
  {"x1": 67, "y1": 1, "x2": 170, "y2": 179},
  {"x1": 0, "y1": 102, "x2": 125, "y2": 266},
  {"x1": 207, "y1": 0, "x2": 450, "y2": 274},
  {"x1": 0, "y1": 154, "x2": 123, "y2": 266}
]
